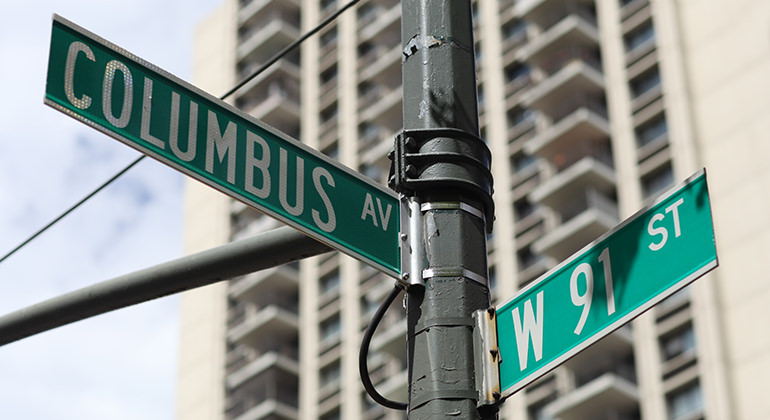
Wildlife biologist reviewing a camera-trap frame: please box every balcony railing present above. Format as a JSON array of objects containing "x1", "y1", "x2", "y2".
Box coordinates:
[
  {"x1": 226, "y1": 345, "x2": 299, "y2": 377},
  {"x1": 536, "y1": 7, "x2": 597, "y2": 34},
  {"x1": 541, "y1": 46, "x2": 602, "y2": 77},
  {"x1": 550, "y1": 96, "x2": 607, "y2": 124},
  {"x1": 560, "y1": 187, "x2": 617, "y2": 225},
  {"x1": 238, "y1": 11, "x2": 299, "y2": 45}
]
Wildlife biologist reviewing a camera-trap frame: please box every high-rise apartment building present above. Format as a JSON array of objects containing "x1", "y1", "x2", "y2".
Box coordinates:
[{"x1": 176, "y1": 0, "x2": 770, "y2": 419}]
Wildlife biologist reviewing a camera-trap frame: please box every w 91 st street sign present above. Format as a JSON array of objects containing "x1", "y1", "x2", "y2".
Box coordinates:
[
  {"x1": 495, "y1": 169, "x2": 717, "y2": 398},
  {"x1": 44, "y1": 15, "x2": 399, "y2": 276}
]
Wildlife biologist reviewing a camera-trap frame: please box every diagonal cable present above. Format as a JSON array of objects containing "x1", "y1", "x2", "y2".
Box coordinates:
[
  {"x1": 0, "y1": 156, "x2": 144, "y2": 265},
  {"x1": 0, "y1": 0, "x2": 362, "y2": 265}
]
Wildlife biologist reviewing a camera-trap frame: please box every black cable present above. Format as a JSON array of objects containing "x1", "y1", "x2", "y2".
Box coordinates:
[
  {"x1": 0, "y1": 156, "x2": 144, "y2": 265},
  {"x1": 220, "y1": 0, "x2": 362, "y2": 100},
  {"x1": 1, "y1": 1, "x2": 363, "y2": 266},
  {"x1": 359, "y1": 283, "x2": 409, "y2": 410}
]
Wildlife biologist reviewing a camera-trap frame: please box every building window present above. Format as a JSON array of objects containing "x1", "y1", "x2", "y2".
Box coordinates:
[
  {"x1": 357, "y1": 3, "x2": 378, "y2": 24},
  {"x1": 625, "y1": 21, "x2": 655, "y2": 52},
  {"x1": 321, "y1": 0, "x2": 337, "y2": 12},
  {"x1": 320, "y1": 65, "x2": 338, "y2": 85},
  {"x1": 502, "y1": 20, "x2": 527, "y2": 44},
  {"x1": 512, "y1": 152, "x2": 537, "y2": 172},
  {"x1": 488, "y1": 267, "x2": 497, "y2": 292},
  {"x1": 320, "y1": 361, "x2": 341, "y2": 387},
  {"x1": 635, "y1": 114, "x2": 668, "y2": 147},
  {"x1": 320, "y1": 27, "x2": 337, "y2": 49},
  {"x1": 630, "y1": 66, "x2": 661, "y2": 98},
  {"x1": 320, "y1": 409, "x2": 341, "y2": 420},
  {"x1": 661, "y1": 325, "x2": 696, "y2": 361},
  {"x1": 320, "y1": 314, "x2": 341, "y2": 341},
  {"x1": 667, "y1": 382, "x2": 704, "y2": 420},
  {"x1": 321, "y1": 104, "x2": 338, "y2": 124},
  {"x1": 320, "y1": 270, "x2": 340, "y2": 294},
  {"x1": 641, "y1": 163, "x2": 674, "y2": 198},
  {"x1": 505, "y1": 63, "x2": 531, "y2": 84},
  {"x1": 528, "y1": 402, "x2": 555, "y2": 420}
]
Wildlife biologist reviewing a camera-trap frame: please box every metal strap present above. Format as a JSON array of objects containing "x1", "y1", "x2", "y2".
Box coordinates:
[
  {"x1": 420, "y1": 201, "x2": 485, "y2": 221},
  {"x1": 422, "y1": 267, "x2": 487, "y2": 286}
]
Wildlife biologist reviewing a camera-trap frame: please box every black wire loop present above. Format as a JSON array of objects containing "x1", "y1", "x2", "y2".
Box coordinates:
[{"x1": 359, "y1": 283, "x2": 409, "y2": 410}]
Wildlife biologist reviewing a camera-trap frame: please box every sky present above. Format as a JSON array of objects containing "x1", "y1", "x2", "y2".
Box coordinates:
[{"x1": 0, "y1": 1, "x2": 222, "y2": 418}]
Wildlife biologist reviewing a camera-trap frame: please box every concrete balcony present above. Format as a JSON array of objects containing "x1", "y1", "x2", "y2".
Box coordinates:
[
  {"x1": 237, "y1": 59, "x2": 300, "y2": 90},
  {"x1": 530, "y1": 156, "x2": 615, "y2": 209},
  {"x1": 371, "y1": 313, "x2": 407, "y2": 358},
  {"x1": 625, "y1": 36, "x2": 656, "y2": 67},
  {"x1": 517, "y1": 0, "x2": 596, "y2": 31},
  {"x1": 525, "y1": 106, "x2": 610, "y2": 160},
  {"x1": 507, "y1": 113, "x2": 537, "y2": 145},
  {"x1": 533, "y1": 187, "x2": 619, "y2": 261},
  {"x1": 357, "y1": 0, "x2": 398, "y2": 27},
  {"x1": 522, "y1": 58, "x2": 604, "y2": 116},
  {"x1": 229, "y1": 305, "x2": 299, "y2": 349},
  {"x1": 239, "y1": 0, "x2": 300, "y2": 27},
  {"x1": 359, "y1": 45, "x2": 400, "y2": 85},
  {"x1": 228, "y1": 368, "x2": 299, "y2": 420},
  {"x1": 360, "y1": 87, "x2": 401, "y2": 128},
  {"x1": 227, "y1": 352, "x2": 299, "y2": 390},
  {"x1": 377, "y1": 369, "x2": 408, "y2": 404},
  {"x1": 517, "y1": 256, "x2": 552, "y2": 286},
  {"x1": 232, "y1": 400, "x2": 298, "y2": 420},
  {"x1": 563, "y1": 326, "x2": 634, "y2": 371},
  {"x1": 545, "y1": 373, "x2": 639, "y2": 420},
  {"x1": 511, "y1": 163, "x2": 541, "y2": 201},
  {"x1": 237, "y1": 19, "x2": 300, "y2": 63},
  {"x1": 240, "y1": 87, "x2": 300, "y2": 132},
  {"x1": 520, "y1": 12, "x2": 599, "y2": 68},
  {"x1": 230, "y1": 265, "x2": 299, "y2": 303},
  {"x1": 359, "y1": 2, "x2": 400, "y2": 43}
]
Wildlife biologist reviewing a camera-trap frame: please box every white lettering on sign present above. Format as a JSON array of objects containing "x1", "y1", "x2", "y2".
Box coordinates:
[
  {"x1": 570, "y1": 248, "x2": 616, "y2": 335},
  {"x1": 279, "y1": 149, "x2": 305, "y2": 217},
  {"x1": 59, "y1": 41, "x2": 341, "y2": 235},
  {"x1": 312, "y1": 167, "x2": 336, "y2": 232},
  {"x1": 361, "y1": 193, "x2": 393, "y2": 231},
  {"x1": 570, "y1": 263, "x2": 593, "y2": 335},
  {"x1": 205, "y1": 111, "x2": 236, "y2": 184},
  {"x1": 648, "y1": 197, "x2": 684, "y2": 251},
  {"x1": 512, "y1": 291, "x2": 544, "y2": 371},
  {"x1": 64, "y1": 41, "x2": 94, "y2": 109},
  {"x1": 245, "y1": 131, "x2": 271, "y2": 199},
  {"x1": 102, "y1": 60, "x2": 133, "y2": 128},
  {"x1": 169, "y1": 94, "x2": 198, "y2": 162},
  {"x1": 141, "y1": 78, "x2": 165, "y2": 148}
]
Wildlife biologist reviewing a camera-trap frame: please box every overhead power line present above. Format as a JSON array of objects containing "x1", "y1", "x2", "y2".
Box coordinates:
[
  {"x1": 0, "y1": 0, "x2": 361, "y2": 266},
  {"x1": 0, "y1": 156, "x2": 144, "y2": 265}
]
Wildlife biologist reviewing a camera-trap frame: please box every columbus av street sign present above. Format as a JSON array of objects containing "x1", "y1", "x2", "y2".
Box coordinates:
[
  {"x1": 495, "y1": 169, "x2": 717, "y2": 398},
  {"x1": 45, "y1": 15, "x2": 399, "y2": 276}
]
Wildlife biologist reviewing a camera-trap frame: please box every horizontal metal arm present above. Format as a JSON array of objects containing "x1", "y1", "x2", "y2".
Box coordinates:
[{"x1": 0, "y1": 226, "x2": 332, "y2": 346}]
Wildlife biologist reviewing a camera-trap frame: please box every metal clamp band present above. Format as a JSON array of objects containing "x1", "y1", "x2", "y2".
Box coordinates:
[
  {"x1": 420, "y1": 201, "x2": 484, "y2": 221},
  {"x1": 422, "y1": 267, "x2": 487, "y2": 286}
]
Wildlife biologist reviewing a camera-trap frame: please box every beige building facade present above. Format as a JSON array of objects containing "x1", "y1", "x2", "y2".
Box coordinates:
[{"x1": 176, "y1": 0, "x2": 770, "y2": 419}]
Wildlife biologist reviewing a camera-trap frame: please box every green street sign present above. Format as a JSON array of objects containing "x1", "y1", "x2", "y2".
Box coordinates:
[
  {"x1": 495, "y1": 169, "x2": 717, "y2": 398},
  {"x1": 44, "y1": 15, "x2": 399, "y2": 276}
]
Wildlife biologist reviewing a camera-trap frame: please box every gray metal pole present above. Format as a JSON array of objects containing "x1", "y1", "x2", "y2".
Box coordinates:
[
  {"x1": 395, "y1": 1, "x2": 497, "y2": 419},
  {"x1": 0, "y1": 226, "x2": 331, "y2": 346}
]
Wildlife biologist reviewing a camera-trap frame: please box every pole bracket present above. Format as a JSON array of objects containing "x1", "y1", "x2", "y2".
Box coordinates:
[
  {"x1": 473, "y1": 307, "x2": 502, "y2": 408},
  {"x1": 388, "y1": 128, "x2": 494, "y2": 231}
]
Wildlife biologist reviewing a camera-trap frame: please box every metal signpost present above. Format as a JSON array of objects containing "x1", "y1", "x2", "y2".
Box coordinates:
[
  {"x1": 44, "y1": 15, "x2": 399, "y2": 277},
  {"x1": 494, "y1": 169, "x2": 717, "y2": 398},
  {"x1": 35, "y1": 13, "x2": 722, "y2": 419}
]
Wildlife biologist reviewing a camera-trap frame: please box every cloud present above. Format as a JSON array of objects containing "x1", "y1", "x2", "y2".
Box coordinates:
[{"x1": 0, "y1": 1, "x2": 224, "y2": 419}]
